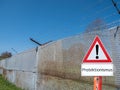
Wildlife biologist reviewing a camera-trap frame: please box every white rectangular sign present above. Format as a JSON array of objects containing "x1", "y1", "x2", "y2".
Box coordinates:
[{"x1": 81, "y1": 63, "x2": 113, "y2": 76}]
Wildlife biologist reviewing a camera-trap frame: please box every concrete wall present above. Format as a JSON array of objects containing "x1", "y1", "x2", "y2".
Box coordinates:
[
  {"x1": 36, "y1": 27, "x2": 119, "y2": 90},
  {"x1": 0, "y1": 26, "x2": 120, "y2": 90},
  {"x1": 110, "y1": 27, "x2": 120, "y2": 87},
  {"x1": 0, "y1": 48, "x2": 37, "y2": 90}
]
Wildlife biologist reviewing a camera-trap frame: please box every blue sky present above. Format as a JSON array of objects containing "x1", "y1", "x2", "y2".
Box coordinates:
[{"x1": 0, "y1": 0, "x2": 120, "y2": 54}]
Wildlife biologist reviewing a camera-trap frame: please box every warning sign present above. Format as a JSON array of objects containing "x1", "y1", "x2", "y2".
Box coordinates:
[
  {"x1": 81, "y1": 36, "x2": 113, "y2": 76},
  {"x1": 83, "y1": 36, "x2": 112, "y2": 63}
]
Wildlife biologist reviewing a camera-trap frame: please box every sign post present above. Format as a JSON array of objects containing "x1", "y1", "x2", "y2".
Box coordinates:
[
  {"x1": 94, "y1": 76, "x2": 102, "y2": 90},
  {"x1": 81, "y1": 36, "x2": 113, "y2": 90}
]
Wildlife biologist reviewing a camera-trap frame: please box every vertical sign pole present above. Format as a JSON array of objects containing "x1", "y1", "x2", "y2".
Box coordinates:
[{"x1": 94, "y1": 76, "x2": 102, "y2": 90}]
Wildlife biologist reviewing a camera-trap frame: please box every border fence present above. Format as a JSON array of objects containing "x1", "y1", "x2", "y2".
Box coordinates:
[{"x1": 0, "y1": 26, "x2": 120, "y2": 90}]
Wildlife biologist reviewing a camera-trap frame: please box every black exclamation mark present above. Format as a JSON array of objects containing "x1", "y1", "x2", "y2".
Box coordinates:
[{"x1": 96, "y1": 44, "x2": 99, "y2": 59}]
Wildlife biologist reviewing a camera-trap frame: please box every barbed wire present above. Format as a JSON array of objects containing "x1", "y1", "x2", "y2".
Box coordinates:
[
  {"x1": 83, "y1": 19, "x2": 120, "y2": 33},
  {"x1": 79, "y1": 12, "x2": 119, "y2": 28},
  {"x1": 79, "y1": 1, "x2": 120, "y2": 26},
  {"x1": 112, "y1": 0, "x2": 120, "y2": 14},
  {"x1": 63, "y1": 1, "x2": 120, "y2": 37},
  {"x1": 81, "y1": 1, "x2": 120, "y2": 21}
]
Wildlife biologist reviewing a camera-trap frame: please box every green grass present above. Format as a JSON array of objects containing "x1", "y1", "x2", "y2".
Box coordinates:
[{"x1": 0, "y1": 75, "x2": 22, "y2": 90}]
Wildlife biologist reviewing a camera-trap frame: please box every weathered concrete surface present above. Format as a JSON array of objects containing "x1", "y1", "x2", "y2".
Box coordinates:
[
  {"x1": 6, "y1": 48, "x2": 37, "y2": 72},
  {"x1": 0, "y1": 27, "x2": 120, "y2": 90},
  {"x1": 0, "y1": 48, "x2": 37, "y2": 90},
  {"x1": 110, "y1": 28, "x2": 120, "y2": 87},
  {"x1": 37, "y1": 27, "x2": 119, "y2": 90},
  {"x1": 4, "y1": 70, "x2": 37, "y2": 90},
  {"x1": 37, "y1": 74, "x2": 115, "y2": 90}
]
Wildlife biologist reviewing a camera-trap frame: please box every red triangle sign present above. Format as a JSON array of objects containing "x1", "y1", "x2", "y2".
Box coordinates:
[{"x1": 83, "y1": 35, "x2": 112, "y2": 63}]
